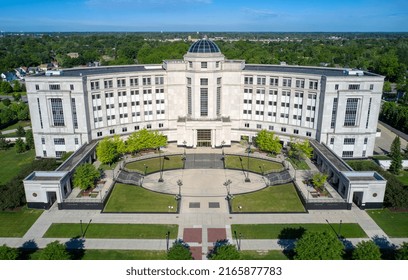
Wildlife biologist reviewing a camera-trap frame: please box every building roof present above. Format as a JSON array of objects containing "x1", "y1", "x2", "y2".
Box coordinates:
[
  {"x1": 188, "y1": 39, "x2": 221, "y2": 53},
  {"x1": 244, "y1": 64, "x2": 381, "y2": 78}
]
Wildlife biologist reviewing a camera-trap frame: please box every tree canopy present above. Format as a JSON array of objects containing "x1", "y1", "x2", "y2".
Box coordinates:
[
  {"x1": 96, "y1": 137, "x2": 119, "y2": 165},
  {"x1": 207, "y1": 240, "x2": 241, "y2": 260},
  {"x1": 37, "y1": 241, "x2": 70, "y2": 260},
  {"x1": 73, "y1": 163, "x2": 100, "y2": 190},
  {"x1": 0, "y1": 244, "x2": 19, "y2": 260},
  {"x1": 288, "y1": 139, "x2": 313, "y2": 160},
  {"x1": 126, "y1": 129, "x2": 167, "y2": 154},
  {"x1": 352, "y1": 240, "x2": 381, "y2": 260},
  {"x1": 167, "y1": 239, "x2": 193, "y2": 260},
  {"x1": 396, "y1": 242, "x2": 408, "y2": 260},
  {"x1": 294, "y1": 231, "x2": 344, "y2": 260},
  {"x1": 255, "y1": 129, "x2": 282, "y2": 155},
  {"x1": 389, "y1": 136, "x2": 402, "y2": 175}
]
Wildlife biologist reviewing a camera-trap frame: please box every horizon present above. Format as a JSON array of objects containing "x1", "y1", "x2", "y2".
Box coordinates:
[{"x1": 0, "y1": 0, "x2": 407, "y2": 33}]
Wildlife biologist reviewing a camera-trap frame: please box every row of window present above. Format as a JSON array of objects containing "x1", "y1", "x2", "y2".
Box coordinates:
[
  {"x1": 188, "y1": 61, "x2": 221, "y2": 69},
  {"x1": 42, "y1": 137, "x2": 79, "y2": 146},
  {"x1": 91, "y1": 88, "x2": 164, "y2": 99},
  {"x1": 95, "y1": 123, "x2": 164, "y2": 137},
  {"x1": 244, "y1": 76, "x2": 319, "y2": 89},
  {"x1": 330, "y1": 137, "x2": 368, "y2": 145},
  {"x1": 90, "y1": 76, "x2": 164, "y2": 90}
]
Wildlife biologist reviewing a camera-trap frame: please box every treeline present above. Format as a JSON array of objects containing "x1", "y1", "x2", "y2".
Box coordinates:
[
  {"x1": 1, "y1": 34, "x2": 407, "y2": 85},
  {"x1": 379, "y1": 102, "x2": 408, "y2": 135}
]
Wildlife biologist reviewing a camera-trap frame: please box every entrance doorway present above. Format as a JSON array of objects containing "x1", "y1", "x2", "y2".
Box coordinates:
[
  {"x1": 47, "y1": 191, "x2": 57, "y2": 208},
  {"x1": 197, "y1": 129, "x2": 211, "y2": 147},
  {"x1": 352, "y1": 191, "x2": 363, "y2": 207}
]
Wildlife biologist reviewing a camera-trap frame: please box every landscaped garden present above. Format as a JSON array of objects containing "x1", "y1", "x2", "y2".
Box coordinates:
[
  {"x1": 125, "y1": 155, "x2": 184, "y2": 174},
  {"x1": 367, "y1": 209, "x2": 408, "y2": 237},
  {"x1": 231, "y1": 183, "x2": 306, "y2": 213},
  {"x1": 287, "y1": 157, "x2": 310, "y2": 170},
  {"x1": 224, "y1": 155, "x2": 283, "y2": 174},
  {"x1": 231, "y1": 223, "x2": 367, "y2": 239},
  {"x1": 0, "y1": 207, "x2": 43, "y2": 237},
  {"x1": 104, "y1": 183, "x2": 178, "y2": 212},
  {"x1": 43, "y1": 223, "x2": 178, "y2": 239}
]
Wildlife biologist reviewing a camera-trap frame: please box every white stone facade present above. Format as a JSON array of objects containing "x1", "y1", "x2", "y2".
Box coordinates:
[{"x1": 26, "y1": 39, "x2": 384, "y2": 159}]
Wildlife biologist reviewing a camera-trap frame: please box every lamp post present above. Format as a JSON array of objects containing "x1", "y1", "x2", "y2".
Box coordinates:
[
  {"x1": 177, "y1": 179, "x2": 183, "y2": 199},
  {"x1": 223, "y1": 179, "x2": 232, "y2": 200},
  {"x1": 80, "y1": 219, "x2": 84, "y2": 238},
  {"x1": 338, "y1": 219, "x2": 342, "y2": 238},
  {"x1": 221, "y1": 140, "x2": 225, "y2": 156},
  {"x1": 166, "y1": 231, "x2": 170, "y2": 252},
  {"x1": 158, "y1": 147, "x2": 164, "y2": 182},
  {"x1": 245, "y1": 143, "x2": 251, "y2": 182},
  {"x1": 144, "y1": 164, "x2": 148, "y2": 176},
  {"x1": 182, "y1": 140, "x2": 187, "y2": 157}
]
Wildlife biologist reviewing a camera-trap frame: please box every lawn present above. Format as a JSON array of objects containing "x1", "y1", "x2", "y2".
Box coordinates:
[
  {"x1": 99, "y1": 161, "x2": 119, "y2": 171},
  {"x1": 287, "y1": 158, "x2": 310, "y2": 170},
  {"x1": 104, "y1": 183, "x2": 178, "y2": 212},
  {"x1": 0, "y1": 147, "x2": 35, "y2": 184},
  {"x1": 0, "y1": 120, "x2": 31, "y2": 133},
  {"x1": 224, "y1": 155, "x2": 283, "y2": 174},
  {"x1": 0, "y1": 208, "x2": 43, "y2": 237},
  {"x1": 240, "y1": 250, "x2": 289, "y2": 260},
  {"x1": 125, "y1": 155, "x2": 184, "y2": 174},
  {"x1": 396, "y1": 170, "x2": 408, "y2": 186},
  {"x1": 367, "y1": 209, "x2": 408, "y2": 237},
  {"x1": 80, "y1": 249, "x2": 167, "y2": 260},
  {"x1": 231, "y1": 183, "x2": 306, "y2": 213},
  {"x1": 231, "y1": 223, "x2": 367, "y2": 239},
  {"x1": 43, "y1": 223, "x2": 178, "y2": 239}
]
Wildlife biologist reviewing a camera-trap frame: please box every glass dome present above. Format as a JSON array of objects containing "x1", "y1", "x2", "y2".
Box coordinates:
[{"x1": 188, "y1": 39, "x2": 220, "y2": 53}]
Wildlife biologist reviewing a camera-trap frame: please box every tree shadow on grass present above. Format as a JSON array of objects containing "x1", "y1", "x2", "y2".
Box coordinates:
[
  {"x1": 277, "y1": 227, "x2": 306, "y2": 259},
  {"x1": 372, "y1": 235, "x2": 397, "y2": 260},
  {"x1": 65, "y1": 238, "x2": 85, "y2": 260}
]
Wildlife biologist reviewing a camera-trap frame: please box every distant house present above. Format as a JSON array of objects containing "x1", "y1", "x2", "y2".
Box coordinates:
[
  {"x1": 39, "y1": 63, "x2": 53, "y2": 71},
  {"x1": 0, "y1": 72, "x2": 17, "y2": 82},
  {"x1": 14, "y1": 67, "x2": 27, "y2": 80},
  {"x1": 67, "y1": 52, "x2": 79, "y2": 58},
  {"x1": 27, "y1": 67, "x2": 40, "y2": 74}
]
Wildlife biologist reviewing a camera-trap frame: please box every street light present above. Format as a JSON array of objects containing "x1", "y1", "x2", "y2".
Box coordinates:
[
  {"x1": 245, "y1": 142, "x2": 251, "y2": 182},
  {"x1": 221, "y1": 140, "x2": 225, "y2": 156},
  {"x1": 158, "y1": 147, "x2": 164, "y2": 182},
  {"x1": 182, "y1": 140, "x2": 187, "y2": 157},
  {"x1": 166, "y1": 231, "x2": 170, "y2": 252},
  {"x1": 177, "y1": 179, "x2": 183, "y2": 198},
  {"x1": 144, "y1": 164, "x2": 148, "y2": 176},
  {"x1": 338, "y1": 220, "x2": 342, "y2": 238}
]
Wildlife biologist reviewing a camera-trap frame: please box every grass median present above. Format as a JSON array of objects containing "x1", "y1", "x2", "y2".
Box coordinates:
[
  {"x1": 367, "y1": 209, "x2": 408, "y2": 237},
  {"x1": 224, "y1": 155, "x2": 283, "y2": 174},
  {"x1": 0, "y1": 207, "x2": 43, "y2": 237},
  {"x1": 125, "y1": 155, "x2": 184, "y2": 174}
]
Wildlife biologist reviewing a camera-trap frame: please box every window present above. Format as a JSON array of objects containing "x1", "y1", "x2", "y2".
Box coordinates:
[
  {"x1": 97, "y1": 132, "x2": 102, "y2": 137},
  {"x1": 55, "y1": 151, "x2": 65, "y2": 159},
  {"x1": 255, "y1": 111, "x2": 264, "y2": 115},
  {"x1": 70, "y1": 84, "x2": 74, "y2": 90},
  {"x1": 330, "y1": 137, "x2": 334, "y2": 144},
  {"x1": 159, "y1": 123, "x2": 164, "y2": 128},
  {"x1": 257, "y1": 76, "x2": 266, "y2": 85},
  {"x1": 90, "y1": 81, "x2": 99, "y2": 90},
  {"x1": 364, "y1": 138, "x2": 368, "y2": 144},
  {"x1": 344, "y1": 98, "x2": 359, "y2": 127},
  {"x1": 309, "y1": 80, "x2": 318, "y2": 90},
  {"x1": 187, "y1": 77, "x2": 192, "y2": 85},
  {"x1": 122, "y1": 127, "x2": 127, "y2": 132},
  {"x1": 43, "y1": 150, "x2": 47, "y2": 157},
  {"x1": 201, "y1": 62, "x2": 207, "y2": 69},
  {"x1": 244, "y1": 76, "x2": 253, "y2": 85},
  {"x1": 244, "y1": 99, "x2": 252, "y2": 104},
  {"x1": 189, "y1": 61, "x2": 193, "y2": 68},
  {"x1": 50, "y1": 98, "x2": 65, "y2": 127},
  {"x1": 294, "y1": 129, "x2": 299, "y2": 134},
  {"x1": 244, "y1": 88, "x2": 253, "y2": 94},
  {"x1": 269, "y1": 89, "x2": 278, "y2": 95},
  {"x1": 306, "y1": 131, "x2": 312, "y2": 137},
  {"x1": 200, "y1": 78, "x2": 208, "y2": 86},
  {"x1": 71, "y1": 98, "x2": 78, "y2": 129},
  {"x1": 131, "y1": 90, "x2": 139, "y2": 95},
  {"x1": 256, "y1": 100, "x2": 264, "y2": 105},
  {"x1": 117, "y1": 78, "x2": 126, "y2": 87},
  {"x1": 269, "y1": 125, "x2": 274, "y2": 130},
  {"x1": 109, "y1": 129, "x2": 115, "y2": 135},
  {"x1": 270, "y1": 77, "x2": 278, "y2": 86},
  {"x1": 295, "y1": 92, "x2": 303, "y2": 98},
  {"x1": 130, "y1": 77, "x2": 138, "y2": 86},
  {"x1": 331, "y1": 97, "x2": 338, "y2": 129},
  {"x1": 37, "y1": 98, "x2": 43, "y2": 129},
  {"x1": 282, "y1": 78, "x2": 292, "y2": 87},
  {"x1": 41, "y1": 137, "x2": 45, "y2": 144},
  {"x1": 75, "y1": 138, "x2": 79, "y2": 145},
  {"x1": 362, "y1": 150, "x2": 366, "y2": 157},
  {"x1": 370, "y1": 84, "x2": 374, "y2": 90},
  {"x1": 349, "y1": 84, "x2": 360, "y2": 90},
  {"x1": 146, "y1": 124, "x2": 152, "y2": 129},
  {"x1": 142, "y1": 77, "x2": 151, "y2": 86},
  {"x1": 155, "y1": 76, "x2": 164, "y2": 85},
  {"x1": 344, "y1": 138, "x2": 355, "y2": 145},
  {"x1": 256, "y1": 124, "x2": 262, "y2": 129},
  {"x1": 308, "y1": 94, "x2": 316, "y2": 99},
  {"x1": 281, "y1": 127, "x2": 286, "y2": 132},
  {"x1": 366, "y1": 98, "x2": 372, "y2": 129},
  {"x1": 216, "y1": 87, "x2": 221, "y2": 115},
  {"x1": 295, "y1": 79, "x2": 305, "y2": 88},
  {"x1": 143, "y1": 89, "x2": 152, "y2": 95},
  {"x1": 54, "y1": 138, "x2": 65, "y2": 145},
  {"x1": 134, "y1": 125, "x2": 139, "y2": 130},
  {"x1": 342, "y1": 151, "x2": 354, "y2": 158},
  {"x1": 335, "y1": 84, "x2": 339, "y2": 90},
  {"x1": 216, "y1": 61, "x2": 220, "y2": 68},
  {"x1": 35, "y1": 84, "x2": 40, "y2": 90},
  {"x1": 104, "y1": 80, "x2": 113, "y2": 88},
  {"x1": 187, "y1": 87, "x2": 192, "y2": 115},
  {"x1": 49, "y1": 84, "x2": 60, "y2": 90},
  {"x1": 244, "y1": 123, "x2": 249, "y2": 128},
  {"x1": 200, "y1": 88, "x2": 208, "y2": 117},
  {"x1": 217, "y1": 77, "x2": 222, "y2": 85},
  {"x1": 105, "y1": 92, "x2": 113, "y2": 98}
]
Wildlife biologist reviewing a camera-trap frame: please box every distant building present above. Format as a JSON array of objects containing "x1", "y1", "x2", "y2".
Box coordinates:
[{"x1": 67, "y1": 52, "x2": 79, "y2": 58}]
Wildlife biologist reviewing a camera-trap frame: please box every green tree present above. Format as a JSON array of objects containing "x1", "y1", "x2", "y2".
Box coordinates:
[
  {"x1": 289, "y1": 139, "x2": 313, "y2": 160},
  {"x1": 96, "y1": 137, "x2": 118, "y2": 165},
  {"x1": 312, "y1": 173, "x2": 328, "y2": 192},
  {"x1": 25, "y1": 129, "x2": 34, "y2": 150},
  {"x1": 294, "y1": 231, "x2": 344, "y2": 260},
  {"x1": 0, "y1": 244, "x2": 19, "y2": 260},
  {"x1": 255, "y1": 129, "x2": 282, "y2": 155},
  {"x1": 207, "y1": 240, "x2": 241, "y2": 260},
  {"x1": 396, "y1": 242, "x2": 408, "y2": 260},
  {"x1": 389, "y1": 136, "x2": 402, "y2": 175},
  {"x1": 12, "y1": 80, "x2": 21, "y2": 92},
  {"x1": 1, "y1": 98, "x2": 11, "y2": 107},
  {"x1": 16, "y1": 125, "x2": 25, "y2": 137},
  {"x1": 352, "y1": 240, "x2": 381, "y2": 260},
  {"x1": 383, "y1": 81, "x2": 392, "y2": 92},
  {"x1": 0, "y1": 82, "x2": 13, "y2": 94},
  {"x1": 167, "y1": 240, "x2": 193, "y2": 260},
  {"x1": 15, "y1": 138, "x2": 26, "y2": 153},
  {"x1": 0, "y1": 132, "x2": 10, "y2": 150},
  {"x1": 113, "y1": 135, "x2": 127, "y2": 156},
  {"x1": 12, "y1": 92, "x2": 21, "y2": 102},
  {"x1": 37, "y1": 241, "x2": 70, "y2": 260},
  {"x1": 126, "y1": 129, "x2": 167, "y2": 154},
  {"x1": 73, "y1": 163, "x2": 100, "y2": 190}
]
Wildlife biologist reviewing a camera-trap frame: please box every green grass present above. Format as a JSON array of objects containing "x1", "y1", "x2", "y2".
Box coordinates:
[
  {"x1": 80, "y1": 249, "x2": 167, "y2": 260},
  {"x1": 367, "y1": 209, "x2": 408, "y2": 237},
  {"x1": 43, "y1": 223, "x2": 178, "y2": 239},
  {"x1": 231, "y1": 223, "x2": 367, "y2": 239},
  {"x1": 0, "y1": 208, "x2": 43, "y2": 237},
  {"x1": 99, "y1": 161, "x2": 119, "y2": 171},
  {"x1": 287, "y1": 158, "x2": 310, "y2": 170},
  {"x1": 225, "y1": 155, "x2": 283, "y2": 174},
  {"x1": 0, "y1": 120, "x2": 31, "y2": 133},
  {"x1": 372, "y1": 155, "x2": 392, "y2": 160},
  {"x1": 240, "y1": 250, "x2": 289, "y2": 260},
  {"x1": 231, "y1": 183, "x2": 305, "y2": 213},
  {"x1": 104, "y1": 183, "x2": 178, "y2": 212},
  {"x1": 0, "y1": 147, "x2": 35, "y2": 184},
  {"x1": 125, "y1": 155, "x2": 184, "y2": 174},
  {"x1": 396, "y1": 170, "x2": 408, "y2": 186}
]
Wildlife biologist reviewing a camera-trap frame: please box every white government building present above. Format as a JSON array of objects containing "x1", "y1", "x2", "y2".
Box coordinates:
[{"x1": 24, "y1": 39, "x2": 387, "y2": 210}]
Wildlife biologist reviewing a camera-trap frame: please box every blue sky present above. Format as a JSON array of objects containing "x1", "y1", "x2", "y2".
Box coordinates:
[{"x1": 1, "y1": 0, "x2": 407, "y2": 32}]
